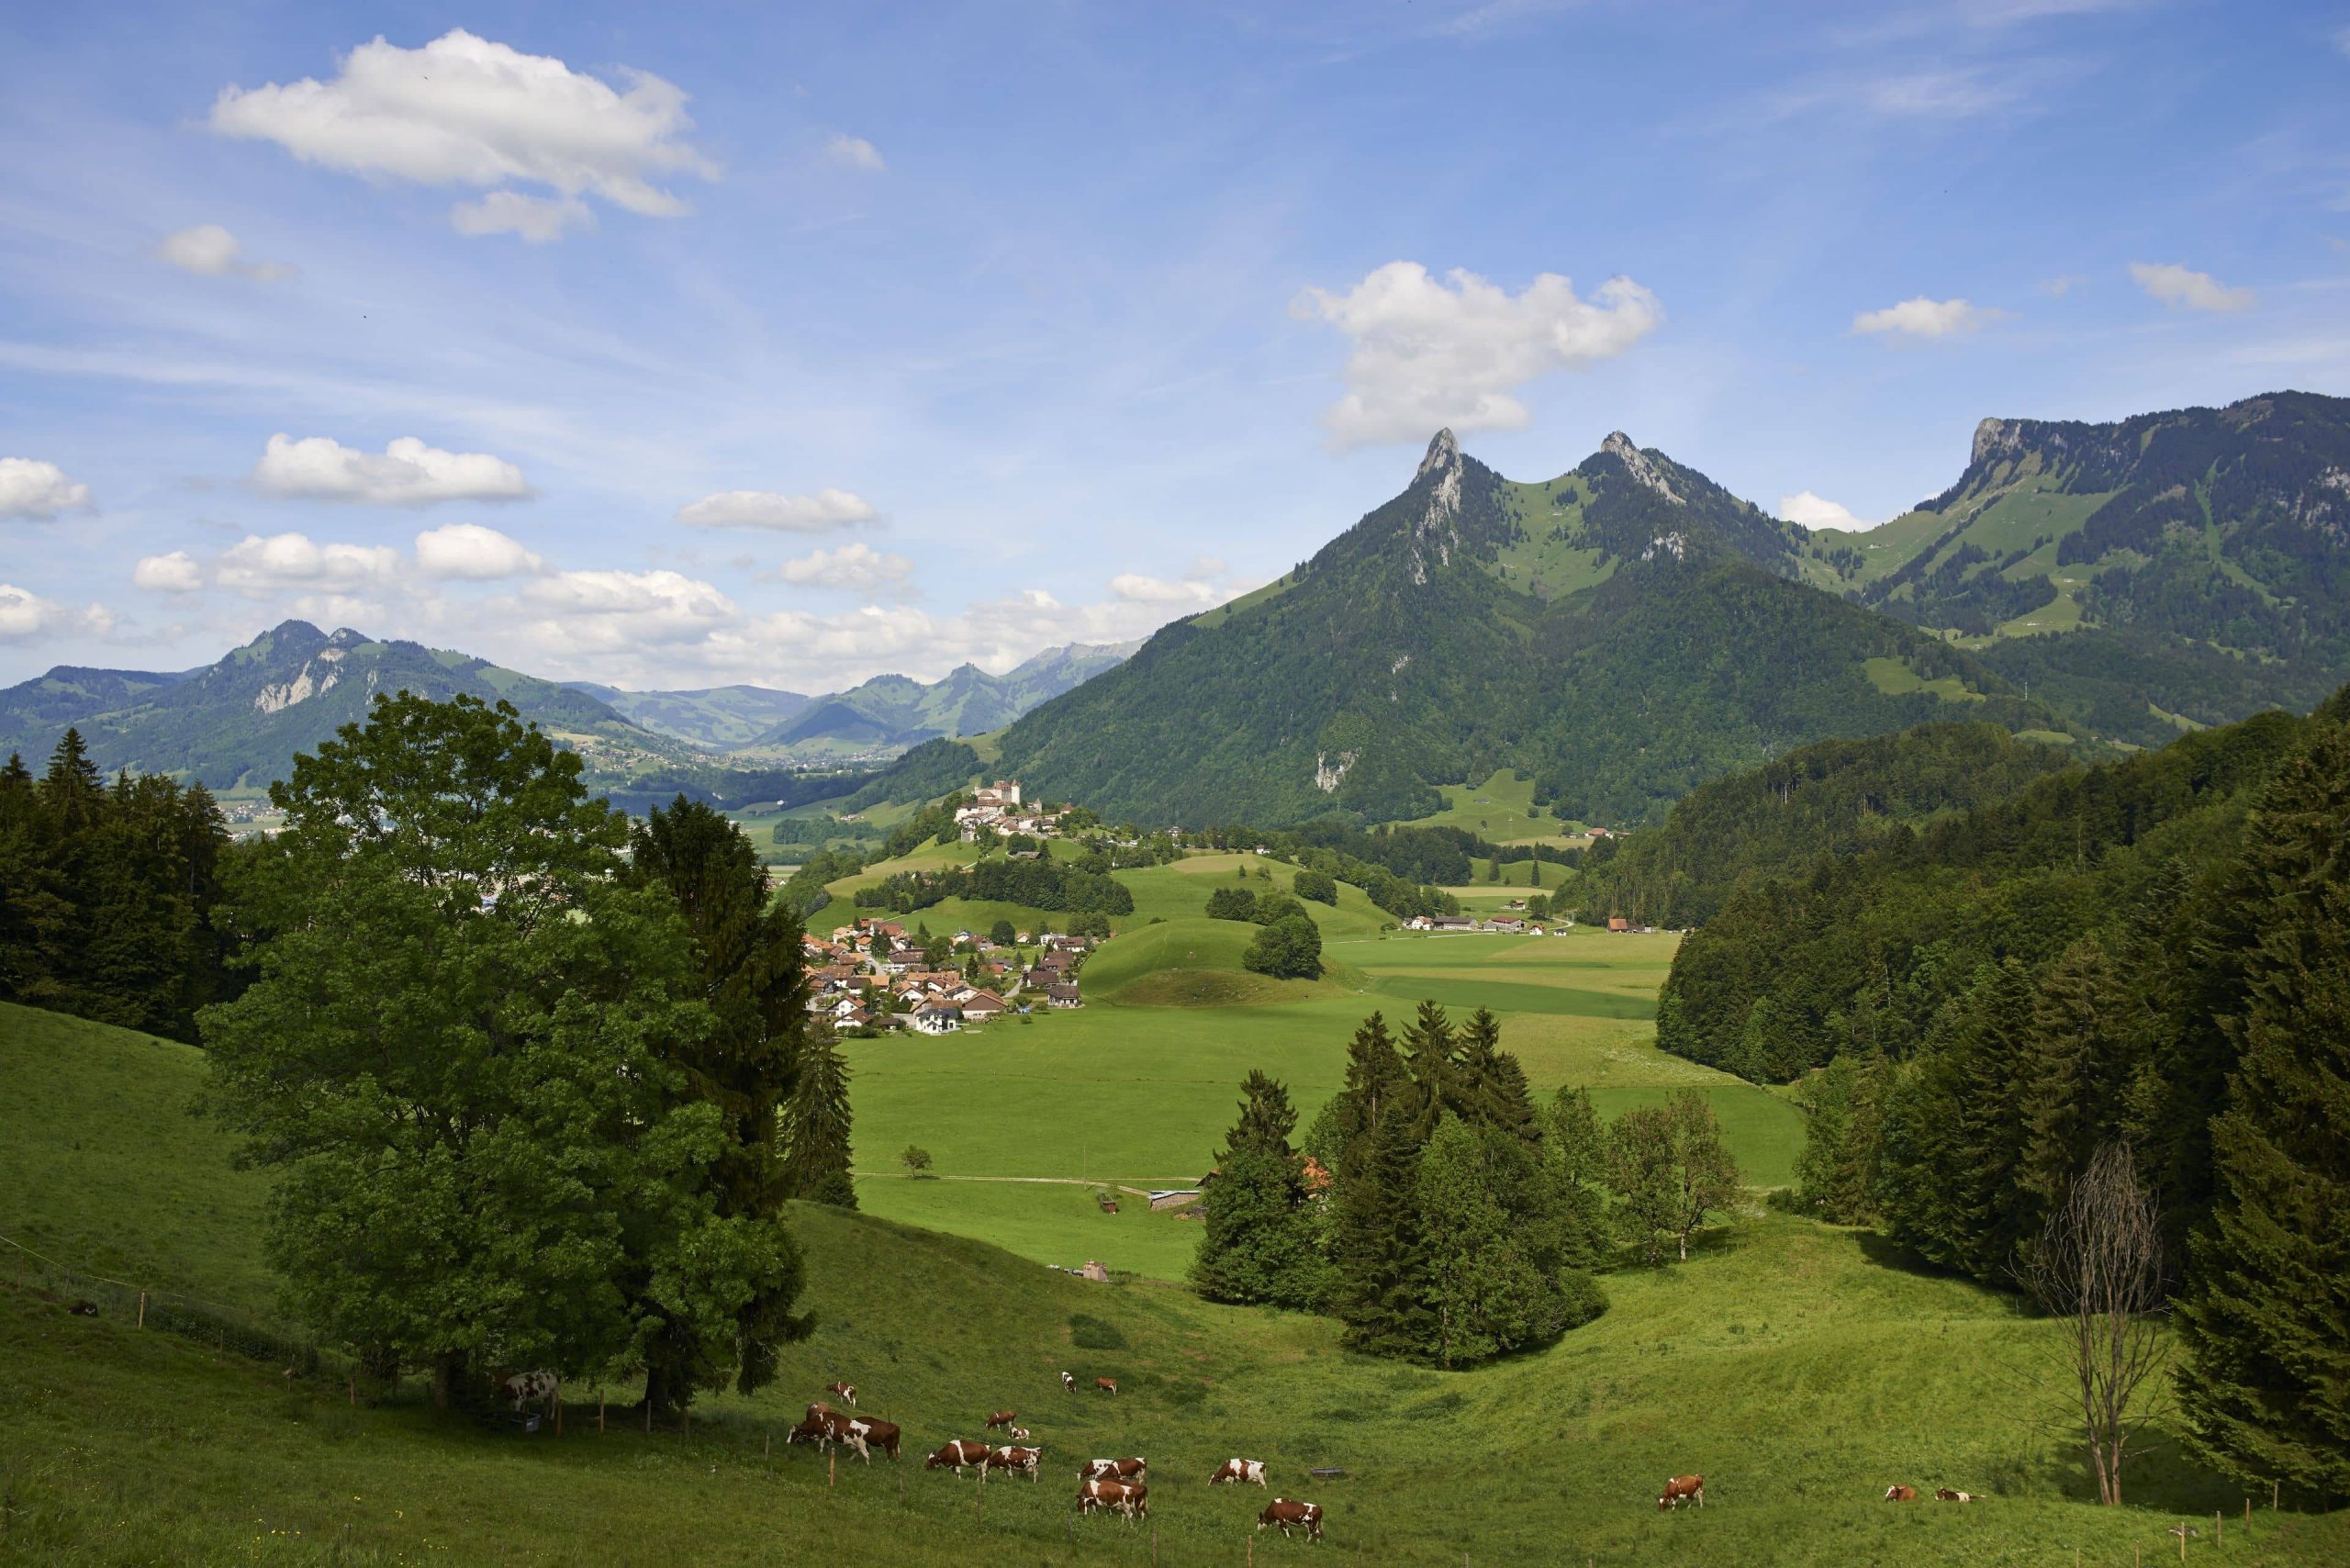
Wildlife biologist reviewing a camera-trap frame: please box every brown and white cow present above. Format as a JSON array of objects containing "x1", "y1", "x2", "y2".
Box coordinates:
[
  {"x1": 926, "y1": 1439, "x2": 990, "y2": 1475},
  {"x1": 804, "y1": 1400, "x2": 835, "y2": 1425},
  {"x1": 1258, "y1": 1498, "x2": 1323, "y2": 1541},
  {"x1": 1211, "y1": 1458, "x2": 1269, "y2": 1487},
  {"x1": 985, "y1": 1408, "x2": 1018, "y2": 1430},
  {"x1": 787, "y1": 1414, "x2": 867, "y2": 1462},
  {"x1": 1060, "y1": 1371, "x2": 1077, "y2": 1394},
  {"x1": 1080, "y1": 1457, "x2": 1147, "y2": 1482},
  {"x1": 1885, "y1": 1484, "x2": 1919, "y2": 1502},
  {"x1": 1008, "y1": 1426, "x2": 1031, "y2": 1441},
  {"x1": 1095, "y1": 1376, "x2": 1118, "y2": 1395},
  {"x1": 827, "y1": 1381, "x2": 857, "y2": 1407},
  {"x1": 987, "y1": 1444, "x2": 1043, "y2": 1481},
  {"x1": 1080, "y1": 1477, "x2": 1148, "y2": 1520},
  {"x1": 1658, "y1": 1474, "x2": 1705, "y2": 1510},
  {"x1": 1934, "y1": 1488, "x2": 1977, "y2": 1503},
  {"x1": 846, "y1": 1417, "x2": 901, "y2": 1462},
  {"x1": 498, "y1": 1370, "x2": 561, "y2": 1415}
]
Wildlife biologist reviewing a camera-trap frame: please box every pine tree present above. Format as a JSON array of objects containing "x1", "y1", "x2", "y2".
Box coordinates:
[
  {"x1": 783, "y1": 1023, "x2": 856, "y2": 1208},
  {"x1": 1337, "y1": 1096, "x2": 1439, "y2": 1357},
  {"x1": 2015, "y1": 937, "x2": 2140, "y2": 1260},
  {"x1": 1399, "y1": 1000, "x2": 1460, "y2": 1135},
  {"x1": 1457, "y1": 1008, "x2": 1539, "y2": 1144},
  {"x1": 2177, "y1": 725, "x2": 2350, "y2": 1496},
  {"x1": 40, "y1": 727, "x2": 104, "y2": 832},
  {"x1": 1328, "y1": 1012, "x2": 1404, "y2": 1170},
  {"x1": 1192, "y1": 1070, "x2": 1326, "y2": 1310},
  {"x1": 1952, "y1": 959, "x2": 2041, "y2": 1277},
  {"x1": 1225, "y1": 1069, "x2": 1299, "y2": 1159}
]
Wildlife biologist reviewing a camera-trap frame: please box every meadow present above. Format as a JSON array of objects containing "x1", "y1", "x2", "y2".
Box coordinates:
[{"x1": 6, "y1": 1003, "x2": 2343, "y2": 1565}]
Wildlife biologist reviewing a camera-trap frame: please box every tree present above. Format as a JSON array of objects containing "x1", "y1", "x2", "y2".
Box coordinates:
[
  {"x1": 624, "y1": 797, "x2": 812, "y2": 1406},
  {"x1": 2024, "y1": 1143, "x2": 2171, "y2": 1507},
  {"x1": 1606, "y1": 1091, "x2": 1741, "y2": 1263},
  {"x1": 202, "y1": 693, "x2": 786, "y2": 1408},
  {"x1": 1226, "y1": 1070, "x2": 1299, "y2": 1157},
  {"x1": 783, "y1": 1022, "x2": 856, "y2": 1207},
  {"x1": 1242, "y1": 913, "x2": 1323, "y2": 980},
  {"x1": 901, "y1": 1145, "x2": 934, "y2": 1178},
  {"x1": 1191, "y1": 1070, "x2": 1326, "y2": 1310},
  {"x1": 1292, "y1": 869, "x2": 1337, "y2": 905},
  {"x1": 1205, "y1": 886, "x2": 1258, "y2": 921},
  {"x1": 989, "y1": 919, "x2": 1017, "y2": 946},
  {"x1": 2177, "y1": 724, "x2": 2350, "y2": 1498}
]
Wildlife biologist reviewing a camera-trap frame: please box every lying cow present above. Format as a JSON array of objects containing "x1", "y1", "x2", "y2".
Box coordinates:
[
  {"x1": 827, "y1": 1381, "x2": 857, "y2": 1407},
  {"x1": 1061, "y1": 1371, "x2": 1077, "y2": 1394},
  {"x1": 1211, "y1": 1458, "x2": 1268, "y2": 1487},
  {"x1": 985, "y1": 1408, "x2": 1018, "y2": 1430},
  {"x1": 1095, "y1": 1376, "x2": 1118, "y2": 1395},
  {"x1": 926, "y1": 1439, "x2": 990, "y2": 1475},
  {"x1": 498, "y1": 1370, "x2": 560, "y2": 1415},
  {"x1": 1259, "y1": 1498, "x2": 1322, "y2": 1541},
  {"x1": 987, "y1": 1444, "x2": 1043, "y2": 1481},
  {"x1": 1659, "y1": 1474, "x2": 1705, "y2": 1510},
  {"x1": 1008, "y1": 1426, "x2": 1031, "y2": 1440},
  {"x1": 1080, "y1": 1477, "x2": 1147, "y2": 1520},
  {"x1": 1885, "y1": 1484, "x2": 1919, "y2": 1502},
  {"x1": 1080, "y1": 1457, "x2": 1147, "y2": 1482},
  {"x1": 1935, "y1": 1488, "x2": 1979, "y2": 1503}
]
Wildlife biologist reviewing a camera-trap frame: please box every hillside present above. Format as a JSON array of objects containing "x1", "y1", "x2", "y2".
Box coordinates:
[
  {"x1": 1798, "y1": 391, "x2": 2350, "y2": 745},
  {"x1": 743, "y1": 641, "x2": 1138, "y2": 756},
  {"x1": 568, "y1": 680, "x2": 813, "y2": 748},
  {"x1": 995, "y1": 429, "x2": 2056, "y2": 827}
]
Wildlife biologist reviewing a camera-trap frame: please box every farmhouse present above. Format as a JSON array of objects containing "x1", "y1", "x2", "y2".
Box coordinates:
[
  {"x1": 1046, "y1": 983, "x2": 1083, "y2": 1009},
  {"x1": 912, "y1": 1004, "x2": 963, "y2": 1035}
]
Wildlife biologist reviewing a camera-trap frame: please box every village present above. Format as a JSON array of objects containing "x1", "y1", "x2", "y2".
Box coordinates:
[{"x1": 801, "y1": 913, "x2": 1091, "y2": 1036}]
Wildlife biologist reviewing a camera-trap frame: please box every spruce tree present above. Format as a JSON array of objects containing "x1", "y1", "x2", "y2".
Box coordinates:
[
  {"x1": 782, "y1": 1023, "x2": 856, "y2": 1208},
  {"x1": 2177, "y1": 726, "x2": 2350, "y2": 1496},
  {"x1": 1226, "y1": 1069, "x2": 1300, "y2": 1158},
  {"x1": 1192, "y1": 1070, "x2": 1326, "y2": 1309},
  {"x1": 1400, "y1": 999, "x2": 1460, "y2": 1135},
  {"x1": 2015, "y1": 936, "x2": 2140, "y2": 1258}
]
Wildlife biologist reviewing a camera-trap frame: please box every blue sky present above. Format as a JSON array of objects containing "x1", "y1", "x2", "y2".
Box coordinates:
[{"x1": 3, "y1": 0, "x2": 2346, "y2": 691}]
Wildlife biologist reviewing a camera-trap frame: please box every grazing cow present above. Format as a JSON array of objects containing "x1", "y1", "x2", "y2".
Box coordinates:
[
  {"x1": 846, "y1": 1417, "x2": 901, "y2": 1462},
  {"x1": 926, "y1": 1439, "x2": 990, "y2": 1475},
  {"x1": 986, "y1": 1409, "x2": 1018, "y2": 1430},
  {"x1": 1211, "y1": 1458, "x2": 1269, "y2": 1487},
  {"x1": 1935, "y1": 1488, "x2": 1977, "y2": 1503},
  {"x1": 827, "y1": 1381, "x2": 857, "y2": 1407},
  {"x1": 499, "y1": 1370, "x2": 560, "y2": 1416},
  {"x1": 1061, "y1": 1371, "x2": 1077, "y2": 1394},
  {"x1": 1080, "y1": 1477, "x2": 1148, "y2": 1520},
  {"x1": 789, "y1": 1412, "x2": 870, "y2": 1462},
  {"x1": 1885, "y1": 1485, "x2": 1919, "y2": 1503},
  {"x1": 1658, "y1": 1474, "x2": 1705, "y2": 1511},
  {"x1": 987, "y1": 1444, "x2": 1044, "y2": 1481},
  {"x1": 1258, "y1": 1498, "x2": 1323, "y2": 1541},
  {"x1": 805, "y1": 1400, "x2": 834, "y2": 1425},
  {"x1": 1080, "y1": 1457, "x2": 1147, "y2": 1482},
  {"x1": 1095, "y1": 1376, "x2": 1118, "y2": 1395}
]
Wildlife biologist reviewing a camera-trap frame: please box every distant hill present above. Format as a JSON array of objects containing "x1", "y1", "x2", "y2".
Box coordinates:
[
  {"x1": 995, "y1": 429, "x2": 2058, "y2": 828},
  {"x1": 566, "y1": 681, "x2": 814, "y2": 749},
  {"x1": 1795, "y1": 390, "x2": 2350, "y2": 745},
  {"x1": 743, "y1": 641, "x2": 1138, "y2": 756}
]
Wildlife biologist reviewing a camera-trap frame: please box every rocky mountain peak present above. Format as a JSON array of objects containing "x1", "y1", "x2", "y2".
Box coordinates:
[
  {"x1": 1417, "y1": 427, "x2": 1460, "y2": 478},
  {"x1": 1600, "y1": 431, "x2": 1683, "y2": 505}
]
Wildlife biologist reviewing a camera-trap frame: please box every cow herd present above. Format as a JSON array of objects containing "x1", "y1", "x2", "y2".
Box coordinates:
[{"x1": 787, "y1": 1369, "x2": 1326, "y2": 1540}]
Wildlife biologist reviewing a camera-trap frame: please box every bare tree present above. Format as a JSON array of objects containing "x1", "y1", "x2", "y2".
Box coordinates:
[{"x1": 2022, "y1": 1142, "x2": 2171, "y2": 1506}]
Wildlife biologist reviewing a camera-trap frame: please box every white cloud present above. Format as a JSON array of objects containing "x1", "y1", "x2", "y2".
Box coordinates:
[
  {"x1": 1109, "y1": 571, "x2": 1228, "y2": 607},
  {"x1": 1294, "y1": 262, "x2": 1663, "y2": 448},
  {"x1": 777, "y1": 542, "x2": 913, "y2": 592},
  {"x1": 214, "y1": 532, "x2": 403, "y2": 597},
  {"x1": 207, "y1": 29, "x2": 716, "y2": 238},
  {"x1": 449, "y1": 191, "x2": 594, "y2": 243},
  {"x1": 155, "y1": 224, "x2": 297, "y2": 281},
  {"x1": 0, "y1": 583, "x2": 110, "y2": 643},
  {"x1": 824, "y1": 133, "x2": 887, "y2": 173},
  {"x1": 1779, "y1": 491, "x2": 1876, "y2": 531},
  {"x1": 2128, "y1": 261, "x2": 2255, "y2": 313},
  {"x1": 1852, "y1": 296, "x2": 2006, "y2": 339},
  {"x1": 132, "y1": 551, "x2": 205, "y2": 593},
  {"x1": 676, "y1": 487, "x2": 877, "y2": 531},
  {"x1": 413, "y1": 522, "x2": 543, "y2": 580},
  {"x1": 499, "y1": 568, "x2": 741, "y2": 659},
  {"x1": 252, "y1": 433, "x2": 533, "y2": 505},
  {"x1": 0, "y1": 457, "x2": 94, "y2": 519},
  {"x1": 2040, "y1": 274, "x2": 2086, "y2": 297}
]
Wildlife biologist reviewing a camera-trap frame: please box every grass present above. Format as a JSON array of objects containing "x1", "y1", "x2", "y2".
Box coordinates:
[
  {"x1": 1404, "y1": 767, "x2": 1583, "y2": 841},
  {"x1": 1863, "y1": 655, "x2": 1987, "y2": 704}
]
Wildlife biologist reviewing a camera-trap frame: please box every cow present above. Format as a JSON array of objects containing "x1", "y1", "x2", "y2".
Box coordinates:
[
  {"x1": 1258, "y1": 1498, "x2": 1323, "y2": 1541},
  {"x1": 805, "y1": 1400, "x2": 835, "y2": 1425},
  {"x1": 498, "y1": 1370, "x2": 560, "y2": 1416},
  {"x1": 1885, "y1": 1485, "x2": 1919, "y2": 1503},
  {"x1": 1658, "y1": 1474, "x2": 1705, "y2": 1510},
  {"x1": 1061, "y1": 1371, "x2": 1077, "y2": 1394},
  {"x1": 1211, "y1": 1458, "x2": 1269, "y2": 1487},
  {"x1": 987, "y1": 1444, "x2": 1044, "y2": 1481},
  {"x1": 1080, "y1": 1457, "x2": 1147, "y2": 1482},
  {"x1": 846, "y1": 1417, "x2": 901, "y2": 1462},
  {"x1": 827, "y1": 1381, "x2": 857, "y2": 1407},
  {"x1": 1095, "y1": 1376, "x2": 1118, "y2": 1395},
  {"x1": 1009, "y1": 1427, "x2": 1032, "y2": 1441},
  {"x1": 985, "y1": 1409, "x2": 1018, "y2": 1430},
  {"x1": 1080, "y1": 1477, "x2": 1148, "y2": 1521},
  {"x1": 788, "y1": 1413, "x2": 869, "y2": 1462},
  {"x1": 926, "y1": 1439, "x2": 990, "y2": 1475},
  {"x1": 1935, "y1": 1488, "x2": 1978, "y2": 1503}
]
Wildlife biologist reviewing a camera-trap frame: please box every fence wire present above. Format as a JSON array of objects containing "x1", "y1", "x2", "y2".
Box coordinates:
[{"x1": 0, "y1": 1230, "x2": 334, "y2": 1378}]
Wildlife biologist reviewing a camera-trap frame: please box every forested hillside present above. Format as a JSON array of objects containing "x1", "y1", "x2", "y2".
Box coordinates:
[{"x1": 997, "y1": 430, "x2": 2054, "y2": 827}]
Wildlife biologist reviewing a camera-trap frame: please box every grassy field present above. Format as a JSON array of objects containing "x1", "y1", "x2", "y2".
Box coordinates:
[
  {"x1": 1404, "y1": 767, "x2": 1584, "y2": 841},
  {"x1": 5, "y1": 1014, "x2": 2342, "y2": 1565}
]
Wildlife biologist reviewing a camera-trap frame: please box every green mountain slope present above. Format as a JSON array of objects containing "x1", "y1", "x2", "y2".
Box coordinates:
[
  {"x1": 566, "y1": 681, "x2": 813, "y2": 748},
  {"x1": 1798, "y1": 390, "x2": 2350, "y2": 743},
  {"x1": 745, "y1": 640, "x2": 1138, "y2": 755},
  {"x1": 996, "y1": 430, "x2": 2056, "y2": 827}
]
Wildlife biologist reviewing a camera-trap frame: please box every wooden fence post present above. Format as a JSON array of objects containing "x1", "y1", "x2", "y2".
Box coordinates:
[
  {"x1": 2215, "y1": 1510, "x2": 2221, "y2": 1547},
  {"x1": 136, "y1": 1292, "x2": 146, "y2": 1328},
  {"x1": 830, "y1": 1452, "x2": 836, "y2": 1488}
]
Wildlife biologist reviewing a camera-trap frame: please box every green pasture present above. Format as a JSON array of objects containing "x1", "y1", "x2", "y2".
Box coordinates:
[{"x1": 1403, "y1": 767, "x2": 1583, "y2": 842}]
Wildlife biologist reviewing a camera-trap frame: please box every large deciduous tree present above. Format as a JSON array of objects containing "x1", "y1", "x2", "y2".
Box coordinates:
[{"x1": 1606, "y1": 1090, "x2": 1741, "y2": 1264}]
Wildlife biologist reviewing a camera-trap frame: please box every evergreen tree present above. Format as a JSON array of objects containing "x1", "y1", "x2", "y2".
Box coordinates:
[
  {"x1": 1225, "y1": 1069, "x2": 1299, "y2": 1158},
  {"x1": 1456, "y1": 1007, "x2": 1539, "y2": 1144},
  {"x1": 2014, "y1": 936, "x2": 2140, "y2": 1257},
  {"x1": 2177, "y1": 725, "x2": 2350, "y2": 1496},
  {"x1": 1399, "y1": 1000, "x2": 1460, "y2": 1135},
  {"x1": 782, "y1": 1022, "x2": 856, "y2": 1207},
  {"x1": 1191, "y1": 1070, "x2": 1327, "y2": 1310},
  {"x1": 1336, "y1": 1097, "x2": 1439, "y2": 1357}
]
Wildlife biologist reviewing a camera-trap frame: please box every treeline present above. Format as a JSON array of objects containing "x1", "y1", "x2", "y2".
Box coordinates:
[
  {"x1": 0, "y1": 729, "x2": 231, "y2": 1041},
  {"x1": 199, "y1": 693, "x2": 856, "y2": 1417},
  {"x1": 1189, "y1": 819, "x2": 1472, "y2": 921},
  {"x1": 776, "y1": 798, "x2": 965, "y2": 918},
  {"x1": 1192, "y1": 1002, "x2": 1744, "y2": 1367},
  {"x1": 853, "y1": 854, "x2": 1136, "y2": 917},
  {"x1": 1574, "y1": 722, "x2": 2075, "y2": 929},
  {"x1": 1673, "y1": 689, "x2": 2350, "y2": 1495}
]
